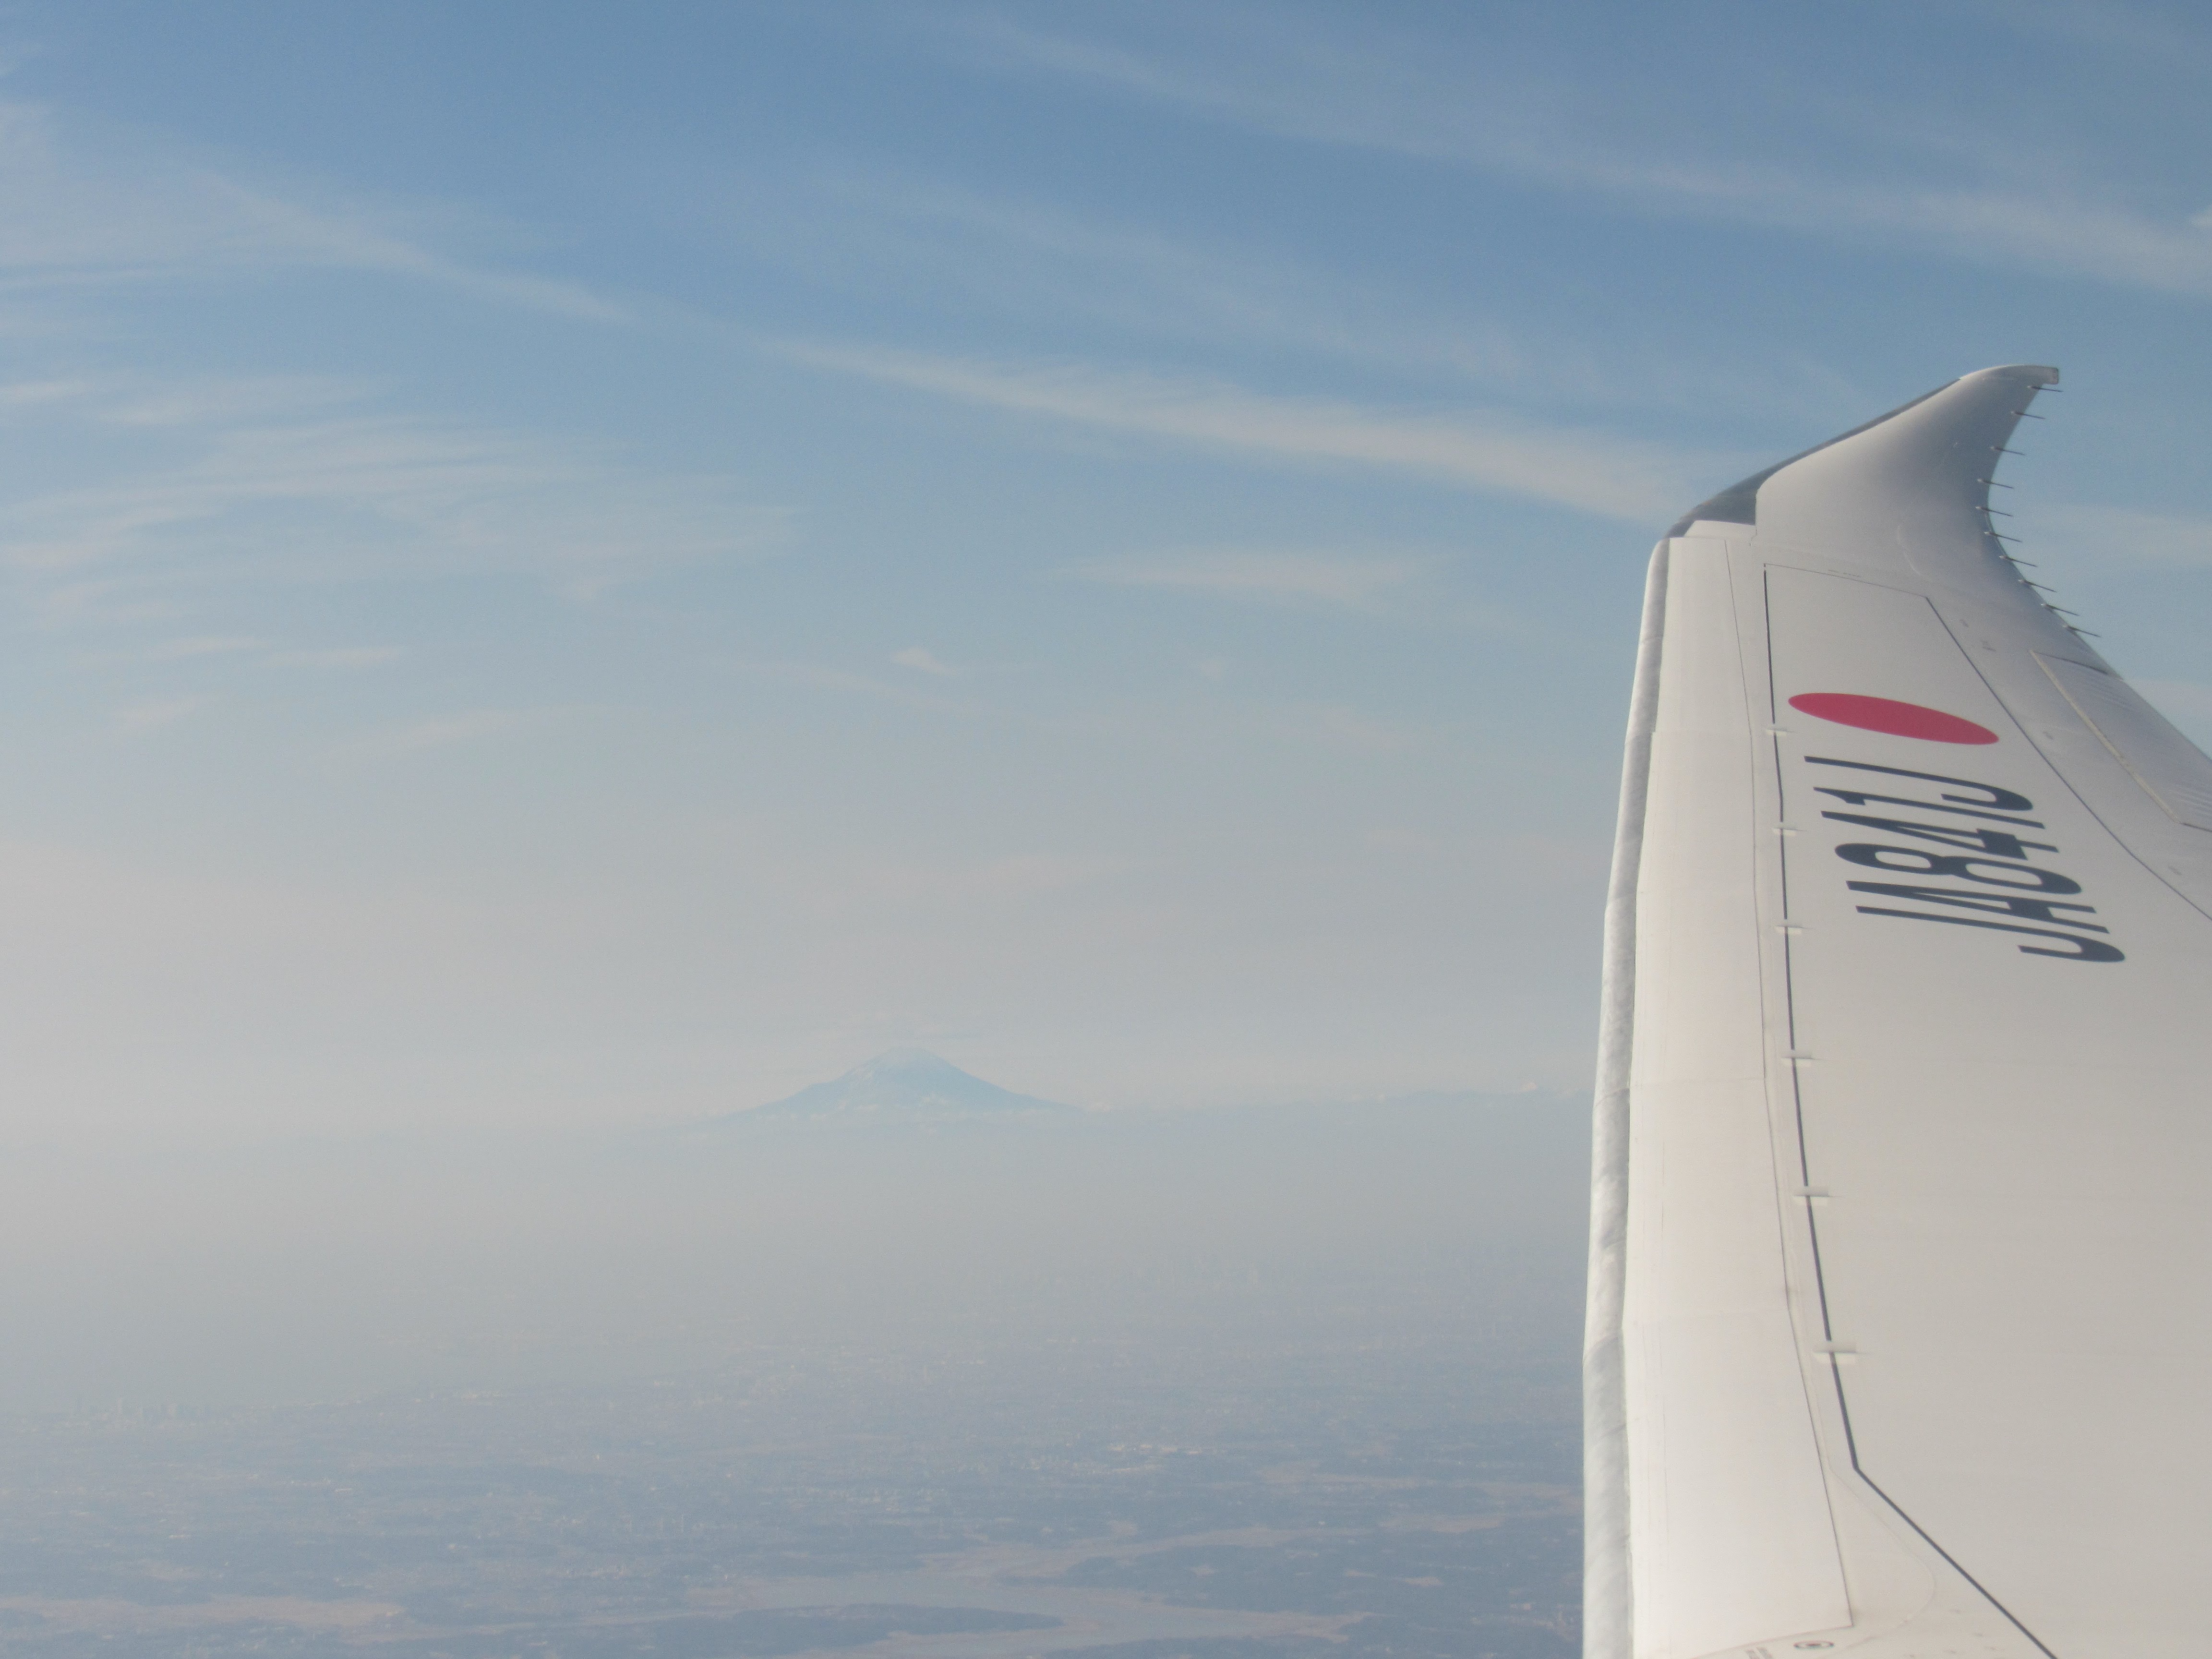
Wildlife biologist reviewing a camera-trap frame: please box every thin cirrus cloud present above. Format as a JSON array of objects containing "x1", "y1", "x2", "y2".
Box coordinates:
[
  {"x1": 0, "y1": 378, "x2": 781, "y2": 608},
  {"x1": 0, "y1": 96, "x2": 625, "y2": 321},
  {"x1": 272, "y1": 646, "x2": 406, "y2": 670},
  {"x1": 732, "y1": 658, "x2": 988, "y2": 719},
  {"x1": 807, "y1": 851, "x2": 1133, "y2": 915},
  {"x1": 1312, "y1": 705, "x2": 1419, "y2": 752},
  {"x1": 951, "y1": 12, "x2": 2212, "y2": 302},
  {"x1": 729, "y1": 167, "x2": 1879, "y2": 428},
  {"x1": 141, "y1": 635, "x2": 264, "y2": 661},
  {"x1": 1967, "y1": 0, "x2": 2212, "y2": 60},
  {"x1": 719, "y1": 169, "x2": 1595, "y2": 399},
  {"x1": 344, "y1": 709, "x2": 523, "y2": 762},
  {"x1": 1068, "y1": 547, "x2": 1426, "y2": 610},
  {"x1": 890, "y1": 647, "x2": 959, "y2": 675},
  {"x1": 114, "y1": 696, "x2": 207, "y2": 733},
  {"x1": 785, "y1": 341, "x2": 1712, "y2": 522}
]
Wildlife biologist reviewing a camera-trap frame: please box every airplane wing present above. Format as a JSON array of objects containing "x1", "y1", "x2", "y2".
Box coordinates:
[{"x1": 1586, "y1": 365, "x2": 2212, "y2": 1659}]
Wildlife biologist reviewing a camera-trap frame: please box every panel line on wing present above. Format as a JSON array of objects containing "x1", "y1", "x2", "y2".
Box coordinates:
[
  {"x1": 1761, "y1": 569, "x2": 2062, "y2": 1659},
  {"x1": 1925, "y1": 609, "x2": 2212, "y2": 929},
  {"x1": 2036, "y1": 653, "x2": 2212, "y2": 831}
]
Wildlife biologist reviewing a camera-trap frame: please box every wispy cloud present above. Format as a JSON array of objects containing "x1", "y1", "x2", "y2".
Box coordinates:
[
  {"x1": 0, "y1": 376, "x2": 781, "y2": 610},
  {"x1": 0, "y1": 377, "x2": 95, "y2": 409},
  {"x1": 890, "y1": 646, "x2": 959, "y2": 676},
  {"x1": 1967, "y1": 0, "x2": 2211, "y2": 60},
  {"x1": 697, "y1": 163, "x2": 1868, "y2": 428},
  {"x1": 0, "y1": 98, "x2": 626, "y2": 320},
  {"x1": 786, "y1": 342, "x2": 1710, "y2": 521},
  {"x1": 1069, "y1": 548, "x2": 1427, "y2": 609},
  {"x1": 711, "y1": 168, "x2": 1623, "y2": 397},
  {"x1": 1313, "y1": 705, "x2": 1419, "y2": 752},
  {"x1": 732, "y1": 658, "x2": 985, "y2": 717},
  {"x1": 144, "y1": 635, "x2": 263, "y2": 661},
  {"x1": 349, "y1": 709, "x2": 520, "y2": 760},
  {"x1": 812, "y1": 851, "x2": 1133, "y2": 914},
  {"x1": 272, "y1": 646, "x2": 405, "y2": 670},
  {"x1": 952, "y1": 12, "x2": 2212, "y2": 301},
  {"x1": 114, "y1": 696, "x2": 206, "y2": 733}
]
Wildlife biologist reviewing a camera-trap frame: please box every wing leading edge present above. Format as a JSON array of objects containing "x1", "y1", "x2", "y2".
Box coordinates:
[{"x1": 1587, "y1": 366, "x2": 2212, "y2": 1659}]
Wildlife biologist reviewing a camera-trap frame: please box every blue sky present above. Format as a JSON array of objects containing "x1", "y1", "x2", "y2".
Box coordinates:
[{"x1": 2, "y1": 0, "x2": 2209, "y2": 1143}]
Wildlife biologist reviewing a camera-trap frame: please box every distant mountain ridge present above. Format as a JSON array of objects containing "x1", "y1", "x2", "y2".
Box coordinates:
[{"x1": 707, "y1": 1048, "x2": 1079, "y2": 1126}]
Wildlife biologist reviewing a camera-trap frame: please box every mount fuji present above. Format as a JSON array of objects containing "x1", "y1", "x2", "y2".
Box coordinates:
[{"x1": 712, "y1": 1048, "x2": 1079, "y2": 1126}]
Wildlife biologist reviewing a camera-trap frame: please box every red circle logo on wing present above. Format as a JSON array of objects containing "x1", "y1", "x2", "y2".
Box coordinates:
[{"x1": 1787, "y1": 692, "x2": 1998, "y2": 745}]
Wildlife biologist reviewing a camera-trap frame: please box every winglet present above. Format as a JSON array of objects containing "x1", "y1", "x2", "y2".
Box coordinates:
[{"x1": 1666, "y1": 366, "x2": 2059, "y2": 554}]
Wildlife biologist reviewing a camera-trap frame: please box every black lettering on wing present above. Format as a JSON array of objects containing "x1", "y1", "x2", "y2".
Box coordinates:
[
  {"x1": 1811, "y1": 786, "x2": 2044, "y2": 826},
  {"x1": 1851, "y1": 906, "x2": 2125, "y2": 963},
  {"x1": 1807, "y1": 759, "x2": 2126, "y2": 963},
  {"x1": 1805, "y1": 757, "x2": 2034, "y2": 814},
  {"x1": 1819, "y1": 812, "x2": 2054, "y2": 861},
  {"x1": 1833, "y1": 844, "x2": 2081, "y2": 893},
  {"x1": 1844, "y1": 881, "x2": 2105, "y2": 931}
]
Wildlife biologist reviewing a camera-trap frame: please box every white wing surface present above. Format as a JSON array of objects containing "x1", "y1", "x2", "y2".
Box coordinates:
[{"x1": 1586, "y1": 365, "x2": 2212, "y2": 1659}]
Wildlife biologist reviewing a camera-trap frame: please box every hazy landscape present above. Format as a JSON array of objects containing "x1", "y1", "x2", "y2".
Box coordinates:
[
  {"x1": 2, "y1": 2, "x2": 2204, "y2": 1654},
  {"x1": 0, "y1": 1058, "x2": 1589, "y2": 1659}
]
